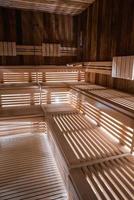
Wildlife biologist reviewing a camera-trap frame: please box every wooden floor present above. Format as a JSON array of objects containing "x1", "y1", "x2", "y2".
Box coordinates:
[{"x1": 0, "y1": 133, "x2": 67, "y2": 200}]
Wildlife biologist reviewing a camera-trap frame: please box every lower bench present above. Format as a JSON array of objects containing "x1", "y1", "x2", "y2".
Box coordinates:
[
  {"x1": 69, "y1": 156, "x2": 134, "y2": 200},
  {"x1": 47, "y1": 112, "x2": 129, "y2": 191}
]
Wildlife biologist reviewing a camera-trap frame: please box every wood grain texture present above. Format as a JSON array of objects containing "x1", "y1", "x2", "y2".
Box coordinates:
[
  {"x1": 0, "y1": 133, "x2": 67, "y2": 200},
  {"x1": 0, "y1": 7, "x2": 78, "y2": 65},
  {"x1": 0, "y1": 0, "x2": 95, "y2": 15},
  {"x1": 48, "y1": 112, "x2": 129, "y2": 168},
  {"x1": 70, "y1": 156, "x2": 134, "y2": 200},
  {"x1": 76, "y1": 0, "x2": 134, "y2": 93},
  {"x1": 0, "y1": 66, "x2": 85, "y2": 83},
  {"x1": 71, "y1": 88, "x2": 134, "y2": 152},
  {"x1": 78, "y1": 0, "x2": 134, "y2": 61}
]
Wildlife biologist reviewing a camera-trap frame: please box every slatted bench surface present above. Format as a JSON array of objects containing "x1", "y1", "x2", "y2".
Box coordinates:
[
  {"x1": 0, "y1": 105, "x2": 43, "y2": 119},
  {"x1": 41, "y1": 82, "x2": 68, "y2": 88},
  {"x1": 0, "y1": 83, "x2": 38, "y2": 89},
  {"x1": 71, "y1": 90, "x2": 134, "y2": 152},
  {"x1": 0, "y1": 117, "x2": 46, "y2": 136},
  {"x1": 44, "y1": 103, "x2": 77, "y2": 114},
  {"x1": 48, "y1": 112, "x2": 128, "y2": 168},
  {"x1": 0, "y1": 133, "x2": 67, "y2": 200},
  {"x1": 69, "y1": 156, "x2": 134, "y2": 200},
  {"x1": 0, "y1": 83, "x2": 39, "y2": 94},
  {"x1": 0, "y1": 84, "x2": 71, "y2": 107},
  {"x1": 80, "y1": 88, "x2": 134, "y2": 112},
  {"x1": 73, "y1": 84, "x2": 106, "y2": 90},
  {"x1": 89, "y1": 89, "x2": 132, "y2": 98},
  {"x1": 0, "y1": 82, "x2": 68, "y2": 89}
]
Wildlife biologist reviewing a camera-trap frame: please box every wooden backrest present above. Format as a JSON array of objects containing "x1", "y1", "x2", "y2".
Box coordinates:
[
  {"x1": 0, "y1": 85, "x2": 70, "y2": 107},
  {"x1": 70, "y1": 89, "x2": 134, "y2": 153},
  {"x1": 0, "y1": 117, "x2": 46, "y2": 136},
  {"x1": 112, "y1": 56, "x2": 134, "y2": 80},
  {"x1": 0, "y1": 66, "x2": 85, "y2": 83}
]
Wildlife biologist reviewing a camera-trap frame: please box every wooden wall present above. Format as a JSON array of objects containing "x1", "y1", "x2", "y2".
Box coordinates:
[
  {"x1": 76, "y1": 0, "x2": 134, "y2": 93},
  {"x1": 0, "y1": 7, "x2": 77, "y2": 65}
]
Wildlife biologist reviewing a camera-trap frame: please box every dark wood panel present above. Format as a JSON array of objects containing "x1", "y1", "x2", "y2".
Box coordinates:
[
  {"x1": 77, "y1": 0, "x2": 134, "y2": 93},
  {"x1": 79, "y1": 0, "x2": 134, "y2": 61},
  {"x1": 0, "y1": 7, "x2": 77, "y2": 65},
  {"x1": 0, "y1": 0, "x2": 95, "y2": 15}
]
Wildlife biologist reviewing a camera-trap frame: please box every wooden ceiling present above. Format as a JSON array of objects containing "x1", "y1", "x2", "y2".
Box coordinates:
[{"x1": 0, "y1": 0, "x2": 95, "y2": 15}]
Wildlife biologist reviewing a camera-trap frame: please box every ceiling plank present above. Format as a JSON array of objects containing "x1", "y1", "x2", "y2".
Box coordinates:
[{"x1": 0, "y1": 0, "x2": 95, "y2": 15}]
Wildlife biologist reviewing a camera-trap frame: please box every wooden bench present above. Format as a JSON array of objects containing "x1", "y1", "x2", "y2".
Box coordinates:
[
  {"x1": 0, "y1": 105, "x2": 44, "y2": 120},
  {"x1": 89, "y1": 89, "x2": 134, "y2": 111},
  {"x1": 0, "y1": 117, "x2": 46, "y2": 136},
  {"x1": 0, "y1": 83, "x2": 71, "y2": 108},
  {"x1": 0, "y1": 66, "x2": 85, "y2": 84},
  {"x1": 74, "y1": 84, "x2": 106, "y2": 91},
  {"x1": 70, "y1": 87, "x2": 134, "y2": 153},
  {"x1": 47, "y1": 111, "x2": 129, "y2": 188},
  {"x1": 72, "y1": 85, "x2": 134, "y2": 113},
  {"x1": 69, "y1": 155, "x2": 134, "y2": 200}
]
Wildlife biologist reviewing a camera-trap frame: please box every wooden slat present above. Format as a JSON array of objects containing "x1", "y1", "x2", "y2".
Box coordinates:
[
  {"x1": 70, "y1": 89, "x2": 134, "y2": 152},
  {"x1": 0, "y1": 42, "x2": 16, "y2": 56},
  {"x1": 0, "y1": 66, "x2": 86, "y2": 84},
  {"x1": 84, "y1": 61, "x2": 112, "y2": 66},
  {"x1": 74, "y1": 84, "x2": 106, "y2": 90},
  {"x1": 0, "y1": 85, "x2": 71, "y2": 108},
  {"x1": 69, "y1": 156, "x2": 134, "y2": 200},
  {"x1": 0, "y1": 42, "x2": 78, "y2": 57},
  {"x1": 0, "y1": 117, "x2": 46, "y2": 136},
  {"x1": 112, "y1": 56, "x2": 134, "y2": 80},
  {"x1": 86, "y1": 89, "x2": 134, "y2": 112},
  {"x1": 0, "y1": 105, "x2": 44, "y2": 120},
  {"x1": 47, "y1": 112, "x2": 127, "y2": 170},
  {"x1": 0, "y1": 133, "x2": 67, "y2": 200}
]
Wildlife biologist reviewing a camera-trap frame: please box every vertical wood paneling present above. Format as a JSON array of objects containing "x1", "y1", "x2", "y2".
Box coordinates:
[
  {"x1": 90, "y1": 0, "x2": 99, "y2": 61},
  {"x1": 0, "y1": 7, "x2": 77, "y2": 65},
  {"x1": 79, "y1": 0, "x2": 134, "y2": 61},
  {"x1": 77, "y1": 0, "x2": 134, "y2": 93}
]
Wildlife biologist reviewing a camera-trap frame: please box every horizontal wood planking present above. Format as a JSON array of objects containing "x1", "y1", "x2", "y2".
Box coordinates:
[
  {"x1": 0, "y1": 117, "x2": 46, "y2": 136},
  {"x1": 0, "y1": 7, "x2": 78, "y2": 65},
  {"x1": 0, "y1": 42, "x2": 78, "y2": 57},
  {"x1": 71, "y1": 85, "x2": 134, "y2": 117},
  {"x1": 71, "y1": 89, "x2": 134, "y2": 152},
  {"x1": 0, "y1": 86, "x2": 71, "y2": 107},
  {"x1": 0, "y1": 105, "x2": 44, "y2": 120},
  {"x1": 0, "y1": 133, "x2": 67, "y2": 199},
  {"x1": 0, "y1": 66, "x2": 85, "y2": 83},
  {"x1": 84, "y1": 61, "x2": 112, "y2": 75},
  {"x1": 84, "y1": 61, "x2": 112, "y2": 66},
  {"x1": 47, "y1": 112, "x2": 128, "y2": 168}
]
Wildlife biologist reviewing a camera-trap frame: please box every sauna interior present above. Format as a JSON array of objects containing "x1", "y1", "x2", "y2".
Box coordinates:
[{"x1": 0, "y1": 0, "x2": 134, "y2": 200}]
